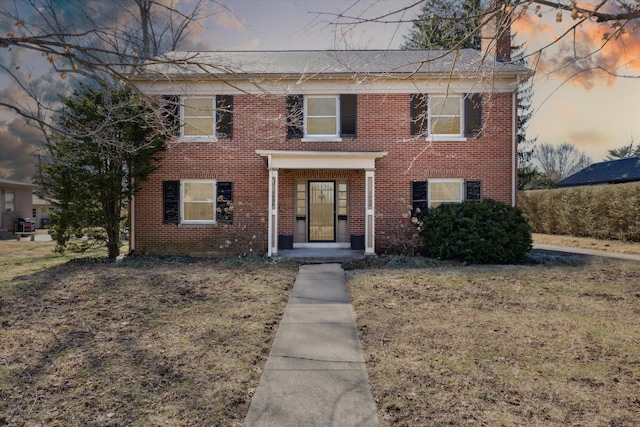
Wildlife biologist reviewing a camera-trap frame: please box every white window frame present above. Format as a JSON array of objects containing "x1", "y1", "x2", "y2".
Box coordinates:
[
  {"x1": 4, "y1": 191, "x2": 14, "y2": 212},
  {"x1": 427, "y1": 94, "x2": 466, "y2": 141},
  {"x1": 180, "y1": 97, "x2": 217, "y2": 142},
  {"x1": 428, "y1": 179, "x2": 464, "y2": 208},
  {"x1": 180, "y1": 179, "x2": 217, "y2": 224},
  {"x1": 302, "y1": 95, "x2": 342, "y2": 142}
]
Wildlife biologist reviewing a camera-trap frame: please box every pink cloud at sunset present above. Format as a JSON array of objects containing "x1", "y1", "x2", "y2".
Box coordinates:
[{"x1": 513, "y1": 4, "x2": 640, "y2": 90}]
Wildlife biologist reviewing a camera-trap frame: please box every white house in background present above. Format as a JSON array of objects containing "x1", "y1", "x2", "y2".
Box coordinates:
[
  {"x1": 0, "y1": 178, "x2": 39, "y2": 236},
  {"x1": 32, "y1": 194, "x2": 52, "y2": 228}
]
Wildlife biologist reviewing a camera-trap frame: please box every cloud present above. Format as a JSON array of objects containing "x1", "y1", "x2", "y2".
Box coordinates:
[
  {"x1": 0, "y1": 117, "x2": 45, "y2": 182},
  {"x1": 513, "y1": 5, "x2": 640, "y2": 91}
]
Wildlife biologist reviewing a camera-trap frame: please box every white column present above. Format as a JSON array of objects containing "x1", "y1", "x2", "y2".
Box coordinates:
[
  {"x1": 267, "y1": 168, "x2": 279, "y2": 257},
  {"x1": 364, "y1": 169, "x2": 376, "y2": 255}
]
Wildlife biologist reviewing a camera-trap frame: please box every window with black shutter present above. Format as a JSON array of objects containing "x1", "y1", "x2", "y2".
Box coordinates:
[
  {"x1": 410, "y1": 94, "x2": 427, "y2": 136},
  {"x1": 464, "y1": 94, "x2": 482, "y2": 137},
  {"x1": 162, "y1": 95, "x2": 180, "y2": 137},
  {"x1": 216, "y1": 181, "x2": 234, "y2": 224},
  {"x1": 216, "y1": 95, "x2": 233, "y2": 138},
  {"x1": 286, "y1": 95, "x2": 303, "y2": 138},
  {"x1": 163, "y1": 180, "x2": 180, "y2": 223},
  {"x1": 465, "y1": 180, "x2": 482, "y2": 201},
  {"x1": 340, "y1": 94, "x2": 357, "y2": 137},
  {"x1": 411, "y1": 181, "x2": 429, "y2": 216}
]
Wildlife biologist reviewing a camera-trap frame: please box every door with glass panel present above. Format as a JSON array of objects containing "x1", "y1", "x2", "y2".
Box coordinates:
[{"x1": 308, "y1": 181, "x2": 335, "y2": 242}]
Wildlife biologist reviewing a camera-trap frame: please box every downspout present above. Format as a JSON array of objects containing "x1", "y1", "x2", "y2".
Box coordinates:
[
  {"x1": 512, "y1": 76, "x2": 519, "y2": 207},
  {"x1": 130, "y1": 182, "x2": 135, "y2": 253}
]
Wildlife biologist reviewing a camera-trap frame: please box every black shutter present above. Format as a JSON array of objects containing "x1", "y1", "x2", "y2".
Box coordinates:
[
  {"x1": 465, "y1": 180, "x2": 482, "y2": 201},
  {"x1": 216, "y1": 181, "x2": 233, "y2": 224},
  {"x1": 216, "y1": 95, "x2": 233, "y2": 138},
  {"x1": 411, "y1": 180, "x2": 429, "y2": 215},
  {"x1": 410, "y1": 94, "x2": 427, "y2": 136},
  {"x1": 286, "y1": 95, "x2": 303, "y2": 138},
  {"x1": 163, "y1": 180, "x2": 180, "y2": 224},
  {"x1": 464, "y1": 94, "x2": 482, "y2": 137},
  {"x1": 162, "y1": 95, "x2": 180, "y2": 137},
  {"x1": 340, "y1": 94, "x2": 357, "y2": 137}
]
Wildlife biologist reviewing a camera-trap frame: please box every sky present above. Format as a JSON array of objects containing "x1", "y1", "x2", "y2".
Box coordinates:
[{"x1": 1, "y1": 0, "x2": 639, "y2": 183}]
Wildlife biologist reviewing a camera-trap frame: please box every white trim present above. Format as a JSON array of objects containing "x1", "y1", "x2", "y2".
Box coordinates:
[
  {"x1": 134, "y1": 76, "x2": 522, "y2": 96},
  {"x1": 256, "y1": 150, "x2": 387, "y2": 170},
  {"x1": 304, "y1": 95, "x2": 340, "y2": 139},
  {"x1": 428, "y1": 179, "x2": 465, "y2": 208},
  {"x1": 180, "y1": 179, "x2": 217, "y2": 225},
  {"x1": 181, "y1": 96, "x2": 216, "y2": 139}
]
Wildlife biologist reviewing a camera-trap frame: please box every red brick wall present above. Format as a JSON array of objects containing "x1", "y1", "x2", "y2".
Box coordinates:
[{"x1": 134, "y1": 92, "x2": 516, "y2": 255}]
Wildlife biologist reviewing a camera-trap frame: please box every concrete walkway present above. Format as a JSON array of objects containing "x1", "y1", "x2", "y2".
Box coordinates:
[{"x1": 245, "y1": 263, "x2": 379, "y2": 427}]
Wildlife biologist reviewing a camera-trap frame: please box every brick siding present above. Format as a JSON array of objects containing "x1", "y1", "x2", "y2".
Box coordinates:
[{"x1": 134, "y1": 92, "x2": 516, "y2": 255}]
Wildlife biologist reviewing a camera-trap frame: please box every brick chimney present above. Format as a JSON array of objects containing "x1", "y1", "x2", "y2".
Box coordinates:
[{"x1": 481, "y1": 0, "x2": 512, "y2": 62}]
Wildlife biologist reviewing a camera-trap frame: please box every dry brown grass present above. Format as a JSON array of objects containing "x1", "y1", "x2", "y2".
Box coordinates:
[
  {"x1": 534, "y1": 233, "x2": 640, "y2": 255},
  {"x1": 347, "y1": 259, "x2": 640, "y2": 426},
  {"x1": 0, "y1": 240, "x2": 297, "y2": 426}
]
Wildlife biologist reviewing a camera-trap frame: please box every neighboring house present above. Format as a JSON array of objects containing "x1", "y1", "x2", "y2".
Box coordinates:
[
  {"x1": 0, "y1": 178, "x2": 38, "y2": 234},
  {"x1": 556, "y1": 156, "x2": 640, "y2": 188},
  {"x1": 130, "y1": 14, "x2": 530, "y2": 256},
  {"x1": 32, "y1": 194, "x2": 52, "y2": 229}
]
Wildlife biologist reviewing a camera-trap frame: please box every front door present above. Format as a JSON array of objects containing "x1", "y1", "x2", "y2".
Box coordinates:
[{"x1": 308, "y1": 181, "x2": 335, "y2": 242}]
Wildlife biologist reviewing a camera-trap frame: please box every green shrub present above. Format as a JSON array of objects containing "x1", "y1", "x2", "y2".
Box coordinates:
[{"x1": 417, "y1": 200, "x2": 532, "y2": 264}]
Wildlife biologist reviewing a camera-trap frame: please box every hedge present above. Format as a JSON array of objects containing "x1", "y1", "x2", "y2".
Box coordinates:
[{"x1": 517, "y1": 181, "x2": 640, "y2": 242}]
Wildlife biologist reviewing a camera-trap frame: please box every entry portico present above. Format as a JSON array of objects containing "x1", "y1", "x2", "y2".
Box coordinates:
[{"x1": 256, "y1": 150, "x2": 387, "y2": 257}]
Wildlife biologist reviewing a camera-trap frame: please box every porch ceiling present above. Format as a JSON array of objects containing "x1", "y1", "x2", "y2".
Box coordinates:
[{"x1": 256, "y1": 150, "x2": 387, "y2": 170}]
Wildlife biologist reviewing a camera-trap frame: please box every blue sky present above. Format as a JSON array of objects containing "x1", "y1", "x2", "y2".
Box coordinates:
[{"x1": 1, "y1": 0, "x2": 639, "y2": 182}]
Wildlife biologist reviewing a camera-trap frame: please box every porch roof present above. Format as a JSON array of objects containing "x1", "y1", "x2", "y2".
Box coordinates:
[{"x1": 256, "y1": 150, "x2": 387, "y2": 170}]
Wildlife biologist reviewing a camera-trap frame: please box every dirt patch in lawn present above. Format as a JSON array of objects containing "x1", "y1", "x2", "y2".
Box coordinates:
[
  {"x1": 347, "y1": 258, "x2": 640, "y2": 426},
  {"x1": 0, "y1": 243, "x2": 297, "y2": 426},
  {"x1": 533, "y1": 233, "x2": 640, "y2": 255}
]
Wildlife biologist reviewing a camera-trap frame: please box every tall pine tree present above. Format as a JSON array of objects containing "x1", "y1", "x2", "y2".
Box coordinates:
[{"x1": 402, "y1": 0, "x2": 481, "y2": 50}]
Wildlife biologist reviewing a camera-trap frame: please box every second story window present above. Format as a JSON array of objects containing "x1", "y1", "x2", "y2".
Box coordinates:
[
  {"x1": 162, "y1": 95, "x2": 233, "y2": 141},
  {"x1": 287, "y1": 94, "x2": 357, "y2": 141},
  {"x1": 411, "y1": 93, "x2": 482, "y2": 139}
]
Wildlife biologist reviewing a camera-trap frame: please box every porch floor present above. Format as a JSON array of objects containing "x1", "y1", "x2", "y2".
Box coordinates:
[{"x1": 274, "y1": 248, "x2": 366, "y2": 263}]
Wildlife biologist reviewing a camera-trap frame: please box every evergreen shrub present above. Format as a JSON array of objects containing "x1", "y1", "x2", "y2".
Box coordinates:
[{"x1": 417, "y1": 200, "x2": 532, "y2": 264}]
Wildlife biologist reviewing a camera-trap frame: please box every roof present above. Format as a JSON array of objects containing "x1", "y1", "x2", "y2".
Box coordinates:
[
  {"x1": 0, "y1": 178, "x2": 38, "y2": 189},
  {"x1": 137, "y1": 49, "x2": 531, "y2": 79},
  {"x1": 556, "y1": 156, "x2": 640, "y2": 188}
]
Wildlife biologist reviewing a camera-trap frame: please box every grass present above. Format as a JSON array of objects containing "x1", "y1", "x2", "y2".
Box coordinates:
[
  {"x1": 347, "y1": 259, "x2": 640, "y2": 426},
  {"x1": 0, "y1": 239, "x2": 297, "y2": 426},
  {"x1": 1, "y1": 234, "x2": 639, "y2": 426}
]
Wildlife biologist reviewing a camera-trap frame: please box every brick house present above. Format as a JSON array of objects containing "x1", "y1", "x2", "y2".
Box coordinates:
[{"x1": 130, "y1": 21, "x2": 530, "y2": 257}]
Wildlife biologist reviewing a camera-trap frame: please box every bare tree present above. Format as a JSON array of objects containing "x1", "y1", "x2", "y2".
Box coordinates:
[
  {"x1": 533, "y1": 142, "x2": 592, "y2": 181},
  {"x1": 321, "y1": 0, "x2": 640, "y2": 85},
  {"x1": 0, "y1": 0, "x2": 214, "y2": 131}
]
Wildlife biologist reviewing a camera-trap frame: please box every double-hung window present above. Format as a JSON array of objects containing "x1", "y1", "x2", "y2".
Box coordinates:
[
  {"x1": 287, "y1": 94, "x2": 357, "y2": 141},
  {"x1": 181, "y1": 180, "x2": 216, "y2": 224},
  {"x1": 163, "y1": 95, "x2": 233, "y2": 141},
  {"x1": 163, "y1": 180, "x2": 234, "y2": 225},
  {"x1": 411, "y1": 179, "x2": 482, "y2": 212},
  {"x1": 411, "y1": 93, "x2": 482, "y2": 139}
]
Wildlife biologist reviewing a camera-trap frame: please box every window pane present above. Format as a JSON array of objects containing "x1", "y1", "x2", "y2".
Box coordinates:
[
  {"x1": 4, "y1": 192, "x2": 14, "y2": 212},
  {"x1": 183, "y1": 118, "x2": 214, "y2": 136},
  {"x1": 431, "y1": 182, "x2": 462, "y2": 201},
  {"x1": 308, "y1": 98, "x2": 336, "y2": 116},
  {"x1": 184, "y1": 182, "x2": 214, "y2": 202},
  {"x1": 431, "y1": 117, "x2": 461, "y2": 135},
  {"x1": 307, "y1": 117, "x2": 337, "y2": 135},
  {"x1": 431, "y1": 96, "x2": 460, "y2": 115},
  {"x1": 184, "y1": 202, "x2": 214, "y2": 220},
  {"x1": 184, "y1": 98, "x2": 213, "y2": 116}
]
